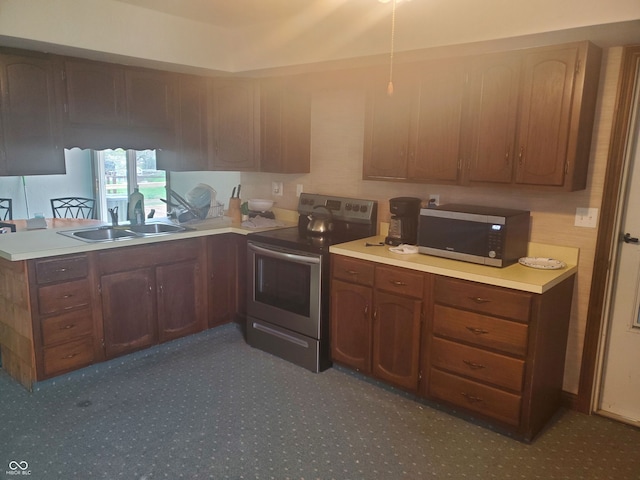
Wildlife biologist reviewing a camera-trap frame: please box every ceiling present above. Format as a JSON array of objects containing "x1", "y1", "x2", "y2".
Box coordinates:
[{"x1": 113, "y1": 0, "x2": 374, "y2": 28}]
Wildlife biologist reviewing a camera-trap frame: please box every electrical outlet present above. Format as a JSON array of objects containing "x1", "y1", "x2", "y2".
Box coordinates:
[
  {"x1": 272, "y1": 181, "x2": 283, "y2": 196},
  {"x1": 575, "y1": 207, "x2": 598, "y2": 228},
  {"x1": 428, "y1": 194, "x2": 440, "y2": 207},
  {"x1": 296, "y1": 184, "x2": 303, "y2": 197}
]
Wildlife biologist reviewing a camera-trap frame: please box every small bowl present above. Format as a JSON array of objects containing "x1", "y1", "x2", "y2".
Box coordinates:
[{"x1": 248, "y1": 199, "x2": 274, "y2": 211}]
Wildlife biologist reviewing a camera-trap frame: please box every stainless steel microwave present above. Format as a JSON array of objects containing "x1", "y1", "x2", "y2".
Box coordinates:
[{"x1": 417, "y1": 204, "x2": 530, "y2": 267}]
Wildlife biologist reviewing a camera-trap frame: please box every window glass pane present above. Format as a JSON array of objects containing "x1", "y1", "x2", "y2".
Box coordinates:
[
  {"x1": 103, "y1": 149, "x2": 128, "y2": 221},
  {"x1": 135, "y1": 150, "x2": 167, "y2": 219}
]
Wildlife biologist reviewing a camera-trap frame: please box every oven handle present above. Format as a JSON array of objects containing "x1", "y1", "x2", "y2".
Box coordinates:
[{"x1": 248, "y1": 242, "x2": 321, "y2": 265}]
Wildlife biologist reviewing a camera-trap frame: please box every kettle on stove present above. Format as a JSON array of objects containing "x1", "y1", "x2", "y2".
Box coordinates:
[{"x1": 307, "y1": 205, "x2": 334, "y2": 235}]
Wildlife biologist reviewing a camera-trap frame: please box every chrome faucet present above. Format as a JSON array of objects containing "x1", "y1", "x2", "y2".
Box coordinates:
[{"x1": 109, "y1": 206, "x2": 118, "y2": 227}]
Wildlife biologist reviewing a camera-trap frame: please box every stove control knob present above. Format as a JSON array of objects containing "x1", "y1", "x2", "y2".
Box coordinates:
[
  {"x1": 345, "y1": 203, "x2": 352, "y2": 211},
  {"x1": 360, "y1": 205, "x2": 368, "y2": 213}
]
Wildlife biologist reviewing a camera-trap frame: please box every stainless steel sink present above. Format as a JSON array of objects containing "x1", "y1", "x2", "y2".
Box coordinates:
[
  {"x1": 58, "y1": 223, "x2": 188, "y2": 243},
  {"x1": 127, "y1": 223, "x2": 185, "y2": 234}
]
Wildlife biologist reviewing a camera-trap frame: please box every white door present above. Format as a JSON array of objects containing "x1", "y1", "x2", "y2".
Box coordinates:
[{"x1": 597, "y1": 62, "x2": 640, "y2": 425}]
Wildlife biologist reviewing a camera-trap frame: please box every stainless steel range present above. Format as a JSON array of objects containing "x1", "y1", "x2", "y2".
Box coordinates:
[{"x1": 246, "y1": 193, "x2": 378, "y2": 372}]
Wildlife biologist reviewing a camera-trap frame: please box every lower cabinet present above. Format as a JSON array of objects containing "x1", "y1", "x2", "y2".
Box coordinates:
[
  {"x1": 29, "y1": 254, "x2": 97, "y2": 380},
  {"x1": 97, "y1": 238, "x2": 207, "y2": 359},
  {"x1": 331, "y1": 256, "x2": 425, "y2": 393},
  {"x1": 330, "y1": 253, "x2": 575, "y2": 440}
]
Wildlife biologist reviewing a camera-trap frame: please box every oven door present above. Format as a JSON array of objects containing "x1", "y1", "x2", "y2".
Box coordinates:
[{"x1": 247, "y1": 241, "x2": 321, "y2": 339}]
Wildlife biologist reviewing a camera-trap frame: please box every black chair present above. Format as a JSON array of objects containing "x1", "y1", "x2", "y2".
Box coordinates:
[
  {"x1": 50, "y1": 197, "x2": 96, "y2": 219},
  {"x1": 0, "y1": 198, "x2": 12, "y2": 220}
]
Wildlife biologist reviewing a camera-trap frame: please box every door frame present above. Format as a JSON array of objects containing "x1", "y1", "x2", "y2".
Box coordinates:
[{"x1": 578, "y1": 46, "x2": 640, "y2": 413}]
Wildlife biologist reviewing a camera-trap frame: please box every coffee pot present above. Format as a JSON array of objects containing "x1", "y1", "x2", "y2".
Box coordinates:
[{"x1": 385, "y1": 197, "x2": 422, "y2": 246}]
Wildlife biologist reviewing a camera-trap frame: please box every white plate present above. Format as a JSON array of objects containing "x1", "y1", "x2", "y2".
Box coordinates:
[{"x1": 518, "y1": 257, "x2": 567, "y2": 270}]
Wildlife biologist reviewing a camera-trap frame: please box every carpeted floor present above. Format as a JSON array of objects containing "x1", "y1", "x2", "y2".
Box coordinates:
[{"x1": 1, "y1": 323, "x2": 639, "y2": 480}]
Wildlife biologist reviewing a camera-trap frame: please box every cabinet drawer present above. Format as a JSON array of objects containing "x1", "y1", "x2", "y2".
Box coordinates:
[
  {"x1": 98, "y1": 238, "x2": 200, "y2": 274},
  {"x1": 429, "y1": 368, "x2": 522, "y2": 427},
  {"x1": 43, "y1": 336, "x2": 94, "y2": 377},
  {"x1": 433, "y1": 304, "x2": 528, "y2": 357},
  {"x1": 375, "y1": 265, "x2": 424, "y2": 298},
  {"x1": 332, "y1": 256, "x2": 374, "y2": 286},
  {"x1": 430, "y1": 337, "x2": 525, "y2": 391},
  {"x1": 435, "y1": 277, "x2": 531, "y2": 322},
  {"x1": 38, "y1": 279, "x2": 91, "y2": 315},
  {"x1": 41, "y1": 308, "x2": 93, "y2": 346},
  {"x1": 35, "y1": 255, "x2": 88, "y2": 284}
]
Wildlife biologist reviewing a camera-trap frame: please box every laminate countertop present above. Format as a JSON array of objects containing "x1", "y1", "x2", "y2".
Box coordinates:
[
  {"x1": 329, "y1": 236, "x2": 578, "y2": 294},
  {"x1": 0, "y1": 215, "x2": 296, "y2": 262}
]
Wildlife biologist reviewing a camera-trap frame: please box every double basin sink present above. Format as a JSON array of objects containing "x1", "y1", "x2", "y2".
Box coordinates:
[{"x1": 59, "y1": 222, "x2": 188, "y2": 243}]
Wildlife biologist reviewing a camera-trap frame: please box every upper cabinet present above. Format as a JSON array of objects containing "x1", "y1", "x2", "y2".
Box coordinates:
[
  {"x1": 364, "y1": 41, "x2": 602, "y2": 191},
  {"x1": 156, "y1": 74, "x2": 209, "y2": 172},
  {"x1": 363, "y1": 59, "x2": 467, "y2": 184},
  {"x1": 62, "y1": 58, "x2": 176, "y2": 150},
  {"x1": 0, "y1": 50, "x2": 65, "y2": 176},
  {"x1": 259, "y1": 76, "x2": 311, "y2": 174},
  {"x1": 208, "y1": 78, "x2": 260, "y2": 171}
]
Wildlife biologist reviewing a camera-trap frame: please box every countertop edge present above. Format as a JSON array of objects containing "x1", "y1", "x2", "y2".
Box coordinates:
[{"x1": 330, "y1": 237, "x2": 578, "y2": 294}]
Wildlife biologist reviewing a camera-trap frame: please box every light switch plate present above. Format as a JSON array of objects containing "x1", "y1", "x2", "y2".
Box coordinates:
[{"x1": 575, "y1": 207, "x2": 598, "y2": 228}]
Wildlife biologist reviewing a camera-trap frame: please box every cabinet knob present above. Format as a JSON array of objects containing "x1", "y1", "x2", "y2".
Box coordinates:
[
  {"x1": 390, "y1": 280, "x2": 407, "y2": 287},
  {"x1": 468, "y1": 296, "x2": 490, "y2": 304}
]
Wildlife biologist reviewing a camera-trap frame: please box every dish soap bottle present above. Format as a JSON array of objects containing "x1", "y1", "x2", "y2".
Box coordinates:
[{"x1": 128, "y1": 187, "x2": 145, "y2": 225}]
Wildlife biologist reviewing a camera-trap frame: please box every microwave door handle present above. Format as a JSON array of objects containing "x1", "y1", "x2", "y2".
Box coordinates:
[{"x1": 249, "y1": 243, "x2": 321, "y2": 265}]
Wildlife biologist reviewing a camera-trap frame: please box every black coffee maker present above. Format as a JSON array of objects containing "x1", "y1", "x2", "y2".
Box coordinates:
[{"x1": 385, "y1": 197, "x2": 422, "y2": 246}]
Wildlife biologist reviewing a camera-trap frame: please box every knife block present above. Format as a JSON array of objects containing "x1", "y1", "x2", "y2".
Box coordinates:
[{"x1": 228, "y1": 197, "x2": 242, "y2": 224}]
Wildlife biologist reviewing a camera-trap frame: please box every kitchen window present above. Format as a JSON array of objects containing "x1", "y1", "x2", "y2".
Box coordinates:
[{"x1": 93, "y1": 149, "x2": 167, "y2": 222}]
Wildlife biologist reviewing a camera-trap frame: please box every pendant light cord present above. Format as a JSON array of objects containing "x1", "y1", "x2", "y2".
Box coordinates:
[{"x1": 387, "y1": 0, "x2": 397, "y2": 96}]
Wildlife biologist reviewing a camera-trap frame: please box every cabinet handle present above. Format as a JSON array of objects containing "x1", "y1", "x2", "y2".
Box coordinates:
[
  {"x1": 518, "y1": 146, "x2": 524, "y2": 165},
  {"x1": 390, "y1": 280, "x2": 407, "y2": 287},
  {"x1": 56, "y1": 267, "x2": 68, "y2": 272},
  {"x1": 465, "y1": 326, "x2": 489, "y2": 335},
  {"x1": 62, "y1": 353, "x2": 78, "y2": 360},
  {"x1": 505, "y1": 150, "x2": 510, "y2": 164},
  {"x1": 61, "y1": 324, "x2": 75, "y2": 330},
  {"x1": 461, "y1": 392, "x2": 483, "y2": 404},
  {"x1": 62, "y1": 294, "x2": 73, "y2": 299},
  {"x1": 346, "y1": 269, "x2": 359, "y2": 275},
  {"x1": 463, "y1": 359, "x2": 486, "y2": 370},
  {"x1": 159, "y1": 284, "x2": 164, "y2": 294},
  {"x1": 468, "y1": 296, "x2": 490, "y2": 304},
  {"x1": 364, "y1": 304, "x2": 369, "y2": 317}
]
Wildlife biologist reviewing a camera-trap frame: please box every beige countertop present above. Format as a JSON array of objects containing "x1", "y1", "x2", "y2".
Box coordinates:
[
  {"x1": 0, "y1": 214, "x2": 296, "y2": 262},
  {"x1": 329, "y1": 236, "x2": 578, "y2": 294}
]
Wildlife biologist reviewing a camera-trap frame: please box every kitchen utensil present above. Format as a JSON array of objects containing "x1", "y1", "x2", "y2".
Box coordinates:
[
  {"x1": 169, "y1": 189, "x2": 204, "y2": 219},
  {"x1": 307, "y1": 205, "x2": 333, "y2": 235},
  {"x1": 248, "y1": 199, "x2": 274, "y2": 212},
  {"x1": 231, "y1": 187, "x2": 236, "y2": 199},
  {"x1": 236, "y1": 184, "x2": 241, "y2": 198}
]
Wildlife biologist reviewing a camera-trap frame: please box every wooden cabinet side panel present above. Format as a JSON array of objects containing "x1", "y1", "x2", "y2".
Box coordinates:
[
  {"x1": 208, "y1": 235, "x2": 236, "y2": 327},
  {"x1": 0, "y1": 258, "x2": 35, "y2": 388}
]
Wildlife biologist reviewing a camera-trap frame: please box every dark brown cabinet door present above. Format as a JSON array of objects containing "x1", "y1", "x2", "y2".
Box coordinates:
[
  {"x1": 363, "y1": 70, "x2": 414, "y2": 180},
  {"x1": 330, "y1": 279, "x2": 373, "y2": 373},
  {"x1": 209, "y1": 78, "x2": 259, "y2": 171},
  {"x1": 0, "y1": 51, "x2": 64, "y2": 175},
  {"x1": 64, "y1": 59, "x2": 124, "y2": 126},
  {"x1": 102, "y1": 268, "x2": 157, "y2": 358},
  {"x1": 124, "y1": 68, "x2": 175, "y2": 130},
  {"x1": 157, "y1": 260, "x2": 205, "y2": 342},
  {"x1": 157, "y1": 74, "x2": 209, "y2": 171},
  {"x1": 207, "y1": 235, "x2": 237, "y2": 327},
  {"x1": 409, "y1": 60, "x2": 466, "y2": 183},
  {"x1": 465, "y1": 53, "x2": 521, "y2": 184},
  {"x1": 260, "y1": 77, "x2": 311, "y2": 173},
  {"x1": 514, "y1": 46, "x2": 579, "y2": 187},
  {"x1": 372, "y1": 290, "x2": 422, "y2": 391}
]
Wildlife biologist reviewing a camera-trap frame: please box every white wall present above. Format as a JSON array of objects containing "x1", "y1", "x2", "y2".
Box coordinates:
[{"x1": 0, "y1": 149, "x2": 93, "y2": 219}]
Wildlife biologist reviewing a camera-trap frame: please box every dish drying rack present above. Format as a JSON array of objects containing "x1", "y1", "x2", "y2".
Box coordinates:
[{"x1": 207, "y1": 202, "x2": 225, "y2": 218}]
